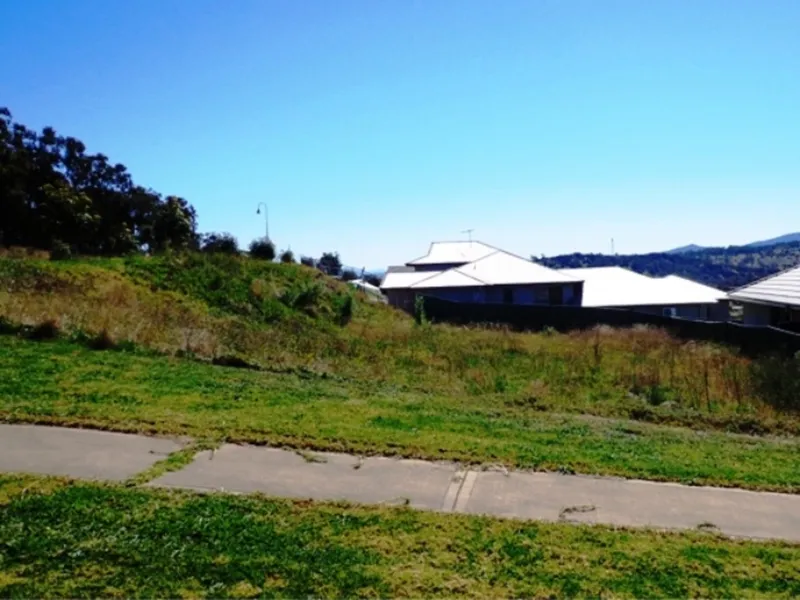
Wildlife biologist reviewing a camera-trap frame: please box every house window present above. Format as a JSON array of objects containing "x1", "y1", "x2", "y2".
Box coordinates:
[
  {"x1": 548, "y1": 286, "x2": 563, "y2": 305},
  {"x1": 503, "y1": 288, "x2": 514, "y2": 304},
  {"x1": 663, "y1": 307, "x2": 677, "y2": 318}
]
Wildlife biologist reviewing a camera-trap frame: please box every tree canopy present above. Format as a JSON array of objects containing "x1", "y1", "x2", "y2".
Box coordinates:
[{"x1": 0, "y1": 107, "x2": 198, "y2": 255}]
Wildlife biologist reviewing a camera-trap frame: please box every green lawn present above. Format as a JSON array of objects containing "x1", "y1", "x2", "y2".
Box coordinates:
[
  {"x1": 1, "y1": 475, "x2": 798, "y2": 598},
  {"x1": 2, "y1": 336, "x2": 799, "y2": 492}
]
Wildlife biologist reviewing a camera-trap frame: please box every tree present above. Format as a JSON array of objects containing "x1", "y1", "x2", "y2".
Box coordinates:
[
  {"x1": 300, "y1": 256, "x2": 315, "y2": 267},
  {"x1": 341, "y1": 268, "x2": 358, "y2": 281},
  {"x1": 317, "y1": 252, "x2": 342, "y2": 277},
  {"x1": 249, "y1": 237, "x2": 276, "y2": 260},
  {"x1": 279, "y1": 249, "x2": 295, "y2": 263},
  {"x1": 363, "y1": 273, "x2": 382, "y2": 287},
  {"x1": 0, "y1": 106, "x2": 199, "y2": 256},
  {"x1": 201, "y1": 232, "x2": 239, "y2": 254}
]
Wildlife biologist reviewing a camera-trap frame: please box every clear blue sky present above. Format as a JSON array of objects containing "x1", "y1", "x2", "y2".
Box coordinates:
[{"x1": 3, "y1": 0, "x2": 799, "y2": 268}]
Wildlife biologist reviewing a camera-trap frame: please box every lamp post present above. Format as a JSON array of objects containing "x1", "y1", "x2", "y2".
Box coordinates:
[{"x1": 256, "y1": 202, "x2": 269, "y2": 241}]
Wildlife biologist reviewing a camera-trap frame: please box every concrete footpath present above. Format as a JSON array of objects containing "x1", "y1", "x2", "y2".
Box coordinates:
[{"x1": 1, "y1": 424, "x2": 799, "y2": 542}]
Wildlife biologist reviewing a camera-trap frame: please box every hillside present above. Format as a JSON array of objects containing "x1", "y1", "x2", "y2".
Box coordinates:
[
  {"x1": 747, "y1": 232, "x2": 800, "y2": 248},
  {"x1": 540, "y1": 241, "x2": 800, "y2": 290}
]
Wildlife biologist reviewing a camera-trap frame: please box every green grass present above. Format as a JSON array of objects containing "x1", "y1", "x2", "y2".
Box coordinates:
[
  {"x1": 2, "y1": 336, "x2": 798, "y2": 492},
  {"x1": 1, "y1": 475, "x2": 798, "y2": 598}
]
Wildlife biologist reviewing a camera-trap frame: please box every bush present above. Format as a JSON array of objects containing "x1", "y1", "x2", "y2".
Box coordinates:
[
  {"x1": 335, "y1": 294, "x2": 354, "y2": 327},
  {"x1": 341, "y1": 268, "x2": 358, "y2": 282},
  {"x1": 300, "y1": 256, "x2": 315, "y2": 267},
  {"x1": 201, "y1": 232, "x2": 239, "y2": 255},
  {"x1": 28, "y1": 319, "x2": 60, "y2": 340},
  {"x1": 249, "y1": 238, "x2": 276, "y2": 261},
  {"x1": 317, "y1": 252, "x2": 342, "y2": 276},
  {"x1": 280, "y1": 249, "x2": 295, "y2": 263},
  {"x1": 750, "y1": 354, "x2": 800, "y2": 411},
  {"x1": 50, "y1": 240, "x2": 72, "y2": 261}
]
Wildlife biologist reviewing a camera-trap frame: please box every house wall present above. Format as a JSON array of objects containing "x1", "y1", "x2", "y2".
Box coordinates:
[
  {"x1": 742, "y1": 303, "x2": 774, "y2": 326},
  {"x1": 419, "y1": 282, "x2": 581, "y2": 307},
  {"x1": 740, "y1": 302, "x2": 800, "y2": 326},
  {"x1": 385, "y1": 289, "x2": 417, "y2": 311},
  {"x1": 386, "y1": 282, "x2": 582, "y2": 312},
  {"x1": 628, "y1": 303, "x2": 727, "y2": 321}
]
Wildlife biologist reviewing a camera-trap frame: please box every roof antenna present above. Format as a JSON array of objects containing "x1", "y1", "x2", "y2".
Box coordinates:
[
  {"x1": 461, "y1": 228, "x2": 474, "y2": 244},
  {"x1": 611, "y1": 238, "x2": 615, "y2": 255}
]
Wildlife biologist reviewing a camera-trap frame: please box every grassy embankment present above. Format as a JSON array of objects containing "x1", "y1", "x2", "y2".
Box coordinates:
[
  {"x1": 1, "y1": 253, "x2": 799, "y2": 491},
  {"x1": 1, "y1": 475, "x2": 798, "y2": 598}
]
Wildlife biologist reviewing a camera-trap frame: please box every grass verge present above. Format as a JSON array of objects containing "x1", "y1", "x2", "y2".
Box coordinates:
[
  {"x1": 1, "y1": 336, "x2": 798, "y2": 492},
  {"x1": 124, "y1": 441, "x2": 217, "y2": 486},
  {"x1": 1, "y1": 475, "x2": 798, "y2": 598}
]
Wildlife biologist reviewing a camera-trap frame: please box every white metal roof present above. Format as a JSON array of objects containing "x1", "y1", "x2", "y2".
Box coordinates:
[
  {"x1": 411, "y1": 251, "x2": 579, "y2": 289},
  {"x1": 381, "y1": 270, "x2": 443, "y2": 290},
  {"x1": 406, "y1": 241, "x2": 497, "y2": 266},
  {"x1": 456, "y1": 251, "x2": 579, "y2": 285},
  {"x1": 410, "y1": 269, "x2": 485, "y2": 289},
  {"x1": 727, "y1": 265, "x2": 800, "y2": 308},
  {"x1": 348, "y1": 279, "x2": 383, "y2": 295},
  {"x1": 561, "y1": 267, "x2": 725, "y2": 307}
]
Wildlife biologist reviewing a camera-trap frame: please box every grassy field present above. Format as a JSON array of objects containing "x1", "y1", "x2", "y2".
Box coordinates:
[
  {"x1": 1, "y1": 475, "x2": 798, "y2": 598},
  {"x1": 2, "y1": 253, "x2": 799, "y2": 435},
  {"x1": 2, "y1": 335, "x2": 799, "y2": 492}
]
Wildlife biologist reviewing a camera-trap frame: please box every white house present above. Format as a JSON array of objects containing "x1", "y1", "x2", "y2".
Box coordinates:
[
  {"x1": 727, "y1": 265, "x2": 800, "y2": 326},
  {"x1": 382, "y1": 241, "x2": 583, "y2": 311},
  {"x1": 561, "y1": 267, "x2": 729, "y2": 320}
]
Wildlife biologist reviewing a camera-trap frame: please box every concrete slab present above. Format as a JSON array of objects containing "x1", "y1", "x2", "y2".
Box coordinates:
[
  {"x1": 152, "y1": 444, "x2": 459, "y2": 510},
  {"x1": 463, "y1": 471, "x2": 800, "y2": 541},
  {"x1": 0, "y1": 424, "x2": 182, "y2": 481}
]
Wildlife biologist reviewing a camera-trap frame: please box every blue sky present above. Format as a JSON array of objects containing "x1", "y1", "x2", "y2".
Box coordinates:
[{"x1": 3, "y1": 0, "x2": 799, "y2": 268}]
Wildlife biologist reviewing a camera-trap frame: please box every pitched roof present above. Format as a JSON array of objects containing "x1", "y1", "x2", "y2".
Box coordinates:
[
  {"x1": 411, "y1": 251, "x2": 579, "y2": 289},
  {"x1": 727, "y1": 265, "x2": 800, "y2": 308},
  {"x1": 561, "y1": 267, "x2": 725, "y2": 307},
  {"x1": 381, "y1": 269, "x2": 443, "y2": 290},
  {"x1": 406, "y1": 241, "x2": 497, "y2": 266}
]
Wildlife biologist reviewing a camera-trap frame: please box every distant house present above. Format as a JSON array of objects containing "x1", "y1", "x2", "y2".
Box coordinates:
[
  {"x1": 381, "y1": 241, "x2": 583, "y2": 312},
  {"x1": 561, "y1": 266, "x2": 729, "y2": 321},
  {"x1": 347, "y1": 278, "x2": 385, "y2": 302},
  {"x1": 727, "y1": 265, "x2": 800, "y2": 326}
]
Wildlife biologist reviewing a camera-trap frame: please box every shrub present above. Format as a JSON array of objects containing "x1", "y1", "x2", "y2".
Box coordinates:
[
  {"x1": 414, "y1": 295, "x2": 428, "y2": 326},
  {"x1": 341, "y1": 268, "x2": 358, "y2": 282},
  {"x1": 28, "y1": 319, "x2": 60, "y2": 340},
  {"x1": 300, "y1": 256, "x2": 315, "y2": 267},
  {"x1": 249, "y1": 238, "x2": 276, "y2": 261},
  {"x1": 50, "y1": 241, "x2": 71, "y2": 260},
  {"x1": 88, "y1": 329, "x2": 116, "y2": 350},
  {"x1": 280, "y1": 249, "x2": 295, "y2": 263},
  {"x1": 317, "y1": 252, "x2": 342, "y2": 276},
  {"x1": 201, "y1": 232, "x2": 239, "y2": 255},
  {"x1": 335, "y1": 294, "x2": 354, "y2": 327},
  {"x1": 750, "y1": 354, "x2": 800, "y2": 411}
]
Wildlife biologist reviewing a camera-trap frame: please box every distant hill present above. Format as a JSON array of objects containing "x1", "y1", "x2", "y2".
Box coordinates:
[
  {"x1": 540, "y1": 241, "x2": 800, "y2": 291},
  {"x1": 746, "y1": 232, "x2": 800, "y2": 248},
  {"x1": 666, "y1": 232, "x2": 800, "y2": 254},
  {"x1": 666, "y1": 244, "x2": 706, "y2": 255}
]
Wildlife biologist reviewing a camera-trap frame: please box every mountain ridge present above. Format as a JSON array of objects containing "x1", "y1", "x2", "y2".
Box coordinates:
[{"x1": 666, "y1": 232, "x2": 800, "y2": 254}]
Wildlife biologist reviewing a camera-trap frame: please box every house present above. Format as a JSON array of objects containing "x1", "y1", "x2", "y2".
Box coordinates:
[
  {"x1": 727, "y1": 265, "x2": 800, "y2": 326},
  {"x1": 381, "y1": 241, "x2": 583, "y2": 311},
  {"x1": 347, "y1": 278, "x2": 385, "y2": 302},
  {"x1": 561, "y1": 266, "x2": 729, "y2": 320}
]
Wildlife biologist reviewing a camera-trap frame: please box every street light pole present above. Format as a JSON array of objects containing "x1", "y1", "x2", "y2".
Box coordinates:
[{"x1": 256, "y1": 202, "x2": 269, "y2": 241}]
